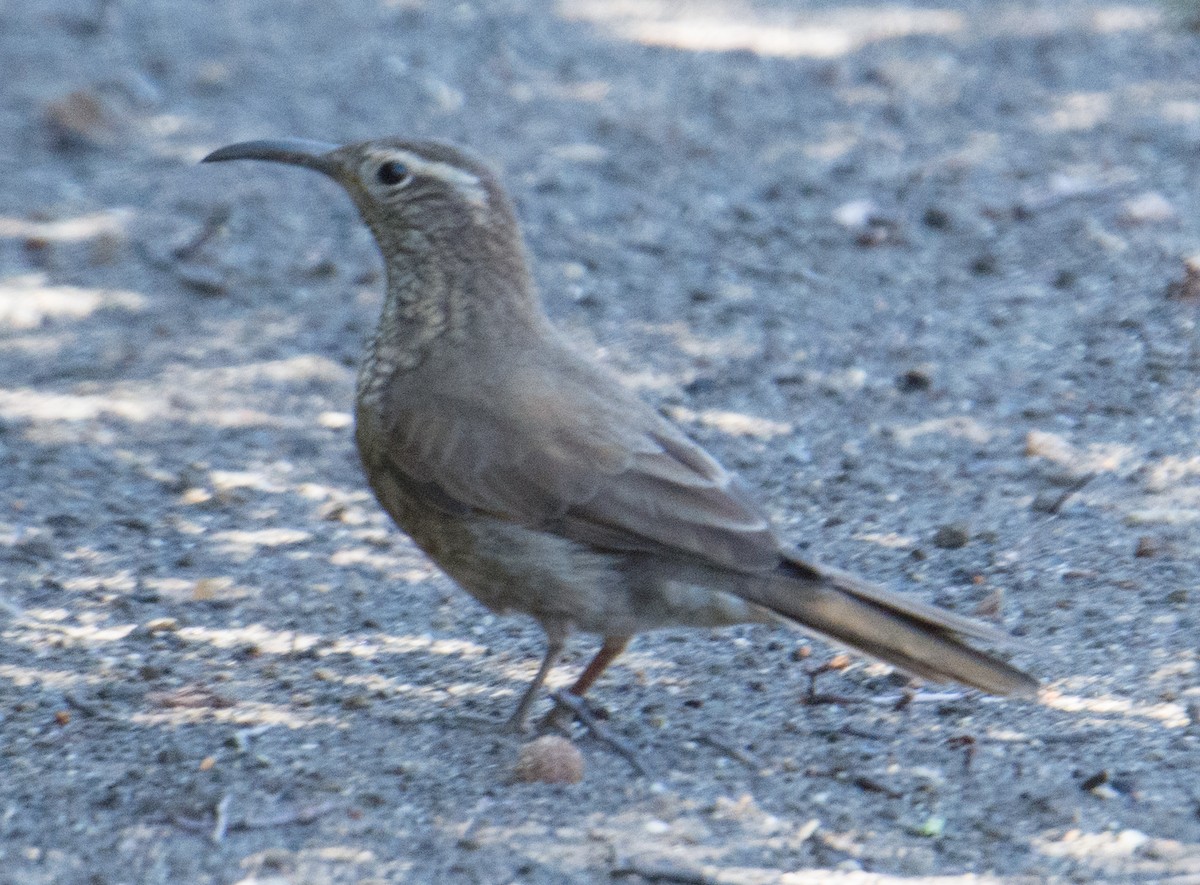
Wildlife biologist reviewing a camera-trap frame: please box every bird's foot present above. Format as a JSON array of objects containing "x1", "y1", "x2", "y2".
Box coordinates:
[{"x1": 544, "y1": 690, "x2": 649, "y2": 776}]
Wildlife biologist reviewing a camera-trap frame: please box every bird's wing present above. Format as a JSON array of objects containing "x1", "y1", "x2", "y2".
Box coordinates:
[{"x1": 375, "y1": 360, "x2": 784, "y2": 573}]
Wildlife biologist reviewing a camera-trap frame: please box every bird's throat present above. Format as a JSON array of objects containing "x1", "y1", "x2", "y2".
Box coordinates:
[{"x1": 355, "y1": 250, "x2": 466, "y2": 403}]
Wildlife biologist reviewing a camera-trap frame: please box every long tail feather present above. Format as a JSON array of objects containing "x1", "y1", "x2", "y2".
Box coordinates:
[{"x1": 752, "y1": 557, "x2": 1038, "y2": 697}]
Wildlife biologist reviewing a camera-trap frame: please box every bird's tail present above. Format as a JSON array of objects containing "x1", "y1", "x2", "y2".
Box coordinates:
[{"x1": 749, "y1": 556, "x2": 1038, "y2": 697}]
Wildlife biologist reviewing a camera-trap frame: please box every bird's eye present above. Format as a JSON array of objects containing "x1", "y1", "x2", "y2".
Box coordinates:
[{"x1": 376, "y1": 160, "x2": 411, "y2": 186}]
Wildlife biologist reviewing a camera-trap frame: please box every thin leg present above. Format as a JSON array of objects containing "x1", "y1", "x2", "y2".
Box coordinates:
[
  {"x1": 540, "y1": 635, "x2": 633, "y2": 734},
  {"x1": 568, "y1": 636, "x2": 631, "y2": 698},
  {"x1": 505, "y1": 636, "x2": 564, "y2": 732}
]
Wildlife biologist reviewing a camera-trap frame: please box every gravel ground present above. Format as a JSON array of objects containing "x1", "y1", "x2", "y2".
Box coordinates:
[{"x1": 3, "y1": 1, "x2": 1200, "y2": 882}]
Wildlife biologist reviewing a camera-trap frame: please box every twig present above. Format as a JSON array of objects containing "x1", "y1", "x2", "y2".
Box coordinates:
[
  {"x1": 852, "y1": 775, "x2": 903, "y2": 799},
  {"x1": 172, "y1": 207, "x2": 230, "y2": 260},
  {"x1": 211, "y1": 794, "x2": 231, "y2": 844},
  {"x1": 232, "y1": 723, "x2": 274, "y2": 752},
  {"x1": 871, "y1": 690, "x2": 965, "y2": 706},
  {"x1": 62, "y1": 692, "x2": 102, "y2": 718},
  {"x1": 694, "y1": 735, "x2": 760, "y2": 769},
  {"x1": 1022, "y1": 730, "x2": 1116, "y2": 744},
  {"x1": 801, "y1": 692, "x2": 863, "y2": 706},
  {"x1": 947, "y1": 734, "x2": 978, "y2": 772},
  {"x1": 1042, "y1": 473, "x2": 1095, "y2": 515},
  {"x1": 809, "y1": 725, "x2": 886, "y2": 741},
  {"x1": 165, "y1": 814, "x2": 210, "y2": 834},
  {"x1": 456, "y1": 815, "x2": 485, "y2": 850},
  {"x1": 167, "y1": 800, "x2": 338, "y2": 837},
  {"x1": 802, "y1": 658, "x2": 862, "y2": 705},
  {"x1": 803, "y1": 687, "x2": 966, "y2": 708},
  {"x1": 548, "y1": 690, "x2": 649, "y2": 777},
  {"x1": 237, "y1": 801, "x2": 338, "y2": 830},
  {"x1": 611, "y1": 860, "x2": 719, "y2": 884}
]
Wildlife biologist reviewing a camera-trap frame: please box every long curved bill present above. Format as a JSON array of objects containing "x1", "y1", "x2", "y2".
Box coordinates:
[{"x1": 201, "y1": 138, "x2": 340, "y2": 175}]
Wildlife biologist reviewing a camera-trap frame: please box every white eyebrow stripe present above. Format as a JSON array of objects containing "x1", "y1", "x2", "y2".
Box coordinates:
[
  {"x1": 420, "y1": 159, "x2": 489, "y2": 210},
  {"x1": 365, "y1": 148, "x2": 490, "y2": 212}
]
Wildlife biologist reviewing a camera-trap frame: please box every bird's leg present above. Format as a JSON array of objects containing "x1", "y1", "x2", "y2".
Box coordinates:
[
  {"x1": 568, "y1": 636, "x2": 631, "y2": 698},
  {"x1": 541, "y1": 636, "x2": 631, "y2": 732},
  {"x1": 505, "y1": 634, "x2": 565, "y2": 732}
]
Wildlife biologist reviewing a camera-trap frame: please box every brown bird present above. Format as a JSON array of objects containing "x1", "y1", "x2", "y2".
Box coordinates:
[{"x1": 203, "y1": 137, "x2": 1038, "y2": 728}]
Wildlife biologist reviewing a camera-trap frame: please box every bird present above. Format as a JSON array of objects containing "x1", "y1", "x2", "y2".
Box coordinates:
[{"x1": 203, "y1": 136, "x2": 1038, "y2": 729}]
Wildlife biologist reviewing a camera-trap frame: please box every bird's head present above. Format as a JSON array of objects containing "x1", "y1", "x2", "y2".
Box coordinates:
[{"x1": 202, "y1": 137, "x2": 523, "y2": 264}]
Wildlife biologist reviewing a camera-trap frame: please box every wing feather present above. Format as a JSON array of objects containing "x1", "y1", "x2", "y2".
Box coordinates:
[{"x1": 376, "y1": 360, "x2": 783, "y2": 573}]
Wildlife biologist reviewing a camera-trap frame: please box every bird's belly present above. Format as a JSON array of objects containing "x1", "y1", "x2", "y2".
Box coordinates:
[
  {"x1": 438, "y1": 517, "x2": 629, "y2": 629},
  {"x1": 430, "y1": 518, "x2": 774, "y2": 635}
]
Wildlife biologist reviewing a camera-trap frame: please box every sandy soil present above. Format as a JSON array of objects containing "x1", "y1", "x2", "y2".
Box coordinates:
[{"x1": 3, "y1": 1, "x2": 1200, "y2": 882}]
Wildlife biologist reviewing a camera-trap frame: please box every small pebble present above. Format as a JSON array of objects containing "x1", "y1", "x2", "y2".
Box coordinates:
[
  {"x1": 1134, "y1": 536, "x2": 1160, "y2": 558},
  {"x1": 912, "y1": 815, "x2": 945, "y2": 838},
  {"x1": 832, "y1": 199, "x2": 877, "y2": 229},
  {"x1": 1121, "y1": 191, "x2": 1175, "y2": 225},
  {"x1": 932, "y1": 525, "x2": 970, "y2": 549},
  {"x1": 176, "y1": 265, "x2": 227, "y2": 298},
  {"x1": 1090, "y1": 783, "x2": 1120, "y2": 800},
  {"x1": 1167, "y1": 254, "x2": 1200, "y2": 300},
  {"x1": 180, "y1": 487, "x2": 213, "y2": 505},
  {"x1": 513, "y1": 736, "x2": 583, "y2": 784},
  {"x1": 974, "y1": 588, "x2": 1003, "y2": 618},
  {"x1": 897, "y1": 366, "x2": 932, "y2": 391},
  {"x1": 1025, "y1": 429, "x2": 1075, "y2": 461},
  {"x1": 970, "y1": 253, "x2": 998, "y2": 275},
  {"x1": 827, "y1": 653, "x2": 852, "y2": 671},
  {"x1": 1184, "y1": 701, "x2": 1200, "y2": 727},
  {"x1": 44, "y1": 89, "x2": 116, "y2": 147},
  {"x1": 922, "y1": 207, "x2": 951, "y2": 229}
]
